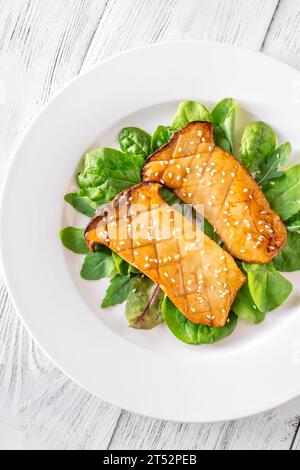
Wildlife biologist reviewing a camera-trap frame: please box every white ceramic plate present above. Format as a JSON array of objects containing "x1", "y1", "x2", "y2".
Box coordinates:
[{"x1": 1, "y1": 41, "x2": 300, "y2": 423}]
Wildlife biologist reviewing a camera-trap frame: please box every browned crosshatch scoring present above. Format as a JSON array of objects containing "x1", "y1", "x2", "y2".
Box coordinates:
[
  {"x1": 142, "y1": 121, "x2": 287, "y2": 264},
  {"x1": 85, "y1": 182, "x2": 246, "y2": 328}
]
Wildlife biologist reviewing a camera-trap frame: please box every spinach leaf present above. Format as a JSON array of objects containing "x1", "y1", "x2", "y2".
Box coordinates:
[
  {"x1": 101, "y1": 275, "x2": 136, "y2": 308},
  {"x1": 126, "y1": 277, "x2": 164, "y2": 330},
  {"x1": 240, "y1": 121, "x2": 276, "y2": 172},
  {"x1": 77, "y1": 148, "x2": 142, "y2": 205},
  {"x1": 172, "y1": 101, "x2": 212, "y2": 130},
  {"x1": 119, "y1": 127, "x2": 152, "y2": 159},
  {"x1": 273, "y1": 231, "x2": 300, "y2": 272},
  {"x1": 264, "y1": 165, "x2": 300, "y2": 221},
  {"x1": 151, "y1": 126, "x2": 176, "y2": 151},
  {"x1": 162, "y1": 297, "x2": 238, "y2": 345},
  {"x1": 257, "y1": 143, "x2": 292, "y2": 187},
  {"x1": 64, "y1": 192, "x2": 98, "y2": 217},
  {"x1": 286, "y1": 213, "x2": 300, "y2": 232},
  {"x1": 212, "y1": 98, "x2": 238, "y2": 153},
  {"x1": 60, "y1": 227, "x2": 89, "y2": 255},
  {"x1": 232, "y1": 283, "x2": 266, "y2": 324},
  {"x1": 243, "y1": 262, "x2": 293, "y2": 312},
  {"x1": 81, "y1": 249, "x2": 115, "y2": 280}
]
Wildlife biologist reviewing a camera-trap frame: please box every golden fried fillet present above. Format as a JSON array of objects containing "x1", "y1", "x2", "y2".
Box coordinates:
[
  {"x1": 85, "y1": 182, "x2": 246, "y2": 327},
  {"x1": 142, "y1": 122, "x2": 287, "y2": 264}
]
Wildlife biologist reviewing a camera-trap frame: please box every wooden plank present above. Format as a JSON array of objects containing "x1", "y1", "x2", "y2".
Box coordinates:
[
  {"x1": 82, "y1": 0, "x2": 278, "y2": 70},
  {"x1": 0, "y1": 0, "x2": 122, "y2": 450},
  {"x1": 263, "y1": 0, "x2": 300, "y2": 70},
  {"x1": 109, "y1": 398, "x2": 300, "y2": 450},
  {"x1": 262, "y1": 0, "x2": 300, "y2": 449}
]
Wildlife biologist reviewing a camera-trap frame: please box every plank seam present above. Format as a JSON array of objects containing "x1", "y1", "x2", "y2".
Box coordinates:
[
  {"x1": 106, "y1": 409, "x2": 123, "y2": 449},
  {"x1": 79, "y1": 0, "x2": 110, "y2": 73},
  {"x1": 260, "y1": 0, "x2": 281, "y2": 50},
  {"x1": 290, "y1": 418, "x2": 300, "y2": 450}
]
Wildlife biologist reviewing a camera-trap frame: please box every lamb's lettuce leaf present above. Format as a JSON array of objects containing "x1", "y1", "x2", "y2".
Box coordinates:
[
  {"x1": 60, "y1": 227, "x2": 89, "y2": 255},
  {"x1": 64, "y1": 192, "x2": 98, "y2": 217},
  {"x1": 102, "y1": 275, "x2": 136, "y2": 308},
  {"x1": 81, "y1": 248, "x2": 115, "y2": 280}
]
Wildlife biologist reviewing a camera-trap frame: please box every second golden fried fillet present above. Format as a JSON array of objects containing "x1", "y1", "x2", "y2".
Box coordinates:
[
  {"x1": 85, "y1": 182, "x2": 246, "y2": 328},
  {"x1": 142, "y1": 122, "x2": 287, "y2": 264}
]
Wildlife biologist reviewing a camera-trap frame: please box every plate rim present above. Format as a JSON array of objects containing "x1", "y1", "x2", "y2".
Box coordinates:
[{"x1": 1, "y1": 40, "x2": 300, "y2": 423}]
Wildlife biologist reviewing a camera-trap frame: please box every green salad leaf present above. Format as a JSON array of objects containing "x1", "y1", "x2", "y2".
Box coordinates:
[
  {"x1": 172, "y1": 101, "x2": 212, "y2": 130},
  {"x1": 273, "y1": 231, "x2": 300, "y2": 272},
  {"x1": 126, "y1": 277, "x2": 164, "y2": 330},
  {"x1": 264, "y1": 165, "x2": 300, "y2": 221},
  {"x1": 77, "y1": 148, "x2": 143, "y2": 205},
  {"x1": 212, "y1": 98, "x2": 238, "y2": 153},
  {"x1": 102, "y1": 275, "x2": 136, "y2": 308},
  {"x1": 111, "y1": 252, "x2": 131, "y2": 276},
  {"x1": 204, "y1": 219, "x2": 218, "y2": 243},
  {"x1": 159, "y1": 187, "x2": 180, "y2": 206},
  {"x1": 232, "y1": 283, "x2": 266, "y2": 324},
  {"x1": 151, "y1": 125, "x2": 176, "y2": 151},
  {"x1": 81, "y1": 249, "x2": 115, "y2": 280},
  {"x1": 286, "y1": 213, "x2": 300, "y2": 232},
  {"x1": 64, "y1": 192, "x2": 98, "y2": 217},
  {"x1": 243, "y1": 262, "x2": 292, "y2": 312},
  {"x1": 240, "y1": 121, "x2": 276, "y2": 172},
  {"x1": 60, "y1": 227, "x2": 89, "y2": 254},
  {"x1": 119, "y1": 127, "x2": 152, "y2": 159},
  {"x1": 162, "y1": 297, "x2": 238, "y2": 345},
  {"x1": 257, "y1": 142, "x2": 292, "y2": 187}
]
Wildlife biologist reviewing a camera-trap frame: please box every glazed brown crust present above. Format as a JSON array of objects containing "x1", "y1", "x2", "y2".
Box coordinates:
[
  {"x1": 85, "y1": 182, "x2": 246, "y2": 327},
  {"x1": 142, "y1": 121, "x2": 287, "y2": 264}
]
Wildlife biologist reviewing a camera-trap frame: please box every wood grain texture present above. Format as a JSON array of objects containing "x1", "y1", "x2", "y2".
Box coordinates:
[
  {"x1": 263, "y1": 0, "x2": 300, "y2": 70},
  {"x1": 82, "y1": 0, "x2": 279, "y2": 69},
  {"x1": 109, "y1": 398, "x2": 300, "y2": 450},
  {"x1": 1, "y1": 0, "x2": 300, "y2": 451}
]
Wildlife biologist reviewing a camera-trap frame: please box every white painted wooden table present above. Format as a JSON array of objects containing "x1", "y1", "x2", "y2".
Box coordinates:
[{"x1": 1, "y1": 0, "x2": 300, "y2": 451}]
